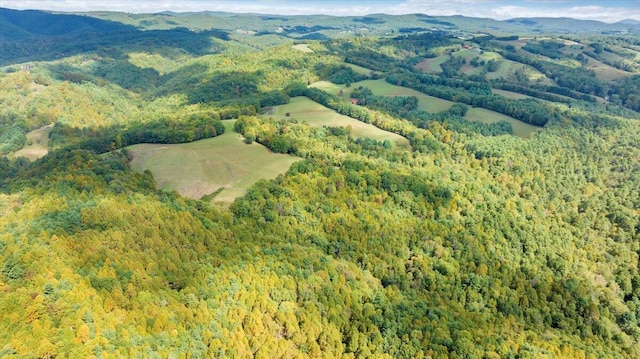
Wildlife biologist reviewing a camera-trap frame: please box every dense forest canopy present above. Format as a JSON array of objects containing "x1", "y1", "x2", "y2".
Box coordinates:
[{"x1": 1, "y1": 7, "x2": 640, "y2": 358}]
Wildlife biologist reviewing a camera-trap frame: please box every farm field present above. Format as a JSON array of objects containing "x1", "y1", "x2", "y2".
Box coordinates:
[
  {"x1": 13, "y1": 125, "x2": 51, "y2": 161},
  {"x1": 465, "y1": 107, "x2": 540, "y2": 137},
  {"x1": 127, "y1": 120, "x2": 300, "y2": 204},
  {"x1": 264, "y1": 96, "x2": 411, "y2": 148}
]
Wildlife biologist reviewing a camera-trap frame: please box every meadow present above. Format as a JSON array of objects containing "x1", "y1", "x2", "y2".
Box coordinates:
[
  {"x1": 312, "y1": 79, "x2": 538, "y2": 137},
  {"x1": 264, "y1": 96, "x2": 411, "y2": 148},
  {"x1": 291, "y1": 44, "x2": 314, "y2": 53},
  {"x1": 465, "y1": 107, "x2": 540, "y2": 137},
  {"x1": 491, "y1": 88, "x2": 531, "y2": 99},
  {"x1": 13, "y1": 125, "x2": 51, "y2": 161},
  {"x1": 127, "y1": 120, "x2": 300, "y2": 204},
  {"x1": 311, "y1": 79, "x2": 455, "y2": 113}
]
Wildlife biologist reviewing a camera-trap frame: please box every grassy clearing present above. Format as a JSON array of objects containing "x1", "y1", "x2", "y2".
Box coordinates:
[
  {"x1": 465, "y1": 107, "x2": 540, "y2": 138},
  {"x1": 485, "y1": 58, "x2": 554, "y2": 85},
  {"x1": 14, "y1": 125, "x2": 51, "y2": 161},
  {"x1": 128, "y1": 120, "x2": 300, "y2": 205},
  {"x1": 492, "y1": 89, "x2": 532, "y2": 99},
  {"x1": 583, "y1": 55, "x2": 633, "y2": 82},
  {"x1": 344, "y1": 63, "x2": 381, "y2": 76},
  {"x1": 415, "y1": 56, "x2": 448, "y2": 73},
  {"x1": 309, "y1": 80, "x2": 353, "y2": 97},
  {"x1": 359, "y1": 79, "x2": 455, "y2": 113},
  {"x1": 312, "y1": 79, "x2": 454, "y2": 113},
  {"x1": 456, "y1": 49, "x2": 502, "y2": 75},
  {"x1": 264, "y1": 96, "x2": 410, "y2": 148},
  {"x1": 292, "y1": 44, "x2": 314, "y2": 53}
]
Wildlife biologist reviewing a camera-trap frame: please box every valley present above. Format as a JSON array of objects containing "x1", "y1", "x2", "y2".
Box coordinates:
[{"x1": 1, "y1": 4, "x2": 640, "y2": 358}]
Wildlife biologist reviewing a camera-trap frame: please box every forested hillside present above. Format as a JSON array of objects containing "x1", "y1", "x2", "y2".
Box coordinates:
[{"x1": 1, "y1": 7, "x2": 640, "y2": 358}]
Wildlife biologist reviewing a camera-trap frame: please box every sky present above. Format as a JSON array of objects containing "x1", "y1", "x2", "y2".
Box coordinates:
[{"x1": 2, "y1": 0, "x2": 639, "y2": 23}]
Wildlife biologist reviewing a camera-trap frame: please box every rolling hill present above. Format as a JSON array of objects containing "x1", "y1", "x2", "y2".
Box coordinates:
[{"x1": 1, "y1": 7, "x2": 640, "y2": 358}]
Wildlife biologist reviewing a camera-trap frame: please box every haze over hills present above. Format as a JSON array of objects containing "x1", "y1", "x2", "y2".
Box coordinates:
[{"x1": 1, "y1": 5, "x2": 640, "y2": 358}]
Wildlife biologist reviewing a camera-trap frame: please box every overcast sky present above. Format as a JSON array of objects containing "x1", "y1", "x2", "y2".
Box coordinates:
[{"x1": 3, "y1": 1, "x2": 639, "y2": 23}]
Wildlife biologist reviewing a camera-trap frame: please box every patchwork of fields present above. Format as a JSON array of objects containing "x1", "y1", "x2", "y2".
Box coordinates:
[{"x1": 312, "y1": 78, "x2": 540, "y2": 137}]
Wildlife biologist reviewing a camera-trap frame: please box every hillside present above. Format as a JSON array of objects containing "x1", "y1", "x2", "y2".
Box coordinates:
[{"x1": 1, "y1": 7, "x2": 640, "y2": 358}]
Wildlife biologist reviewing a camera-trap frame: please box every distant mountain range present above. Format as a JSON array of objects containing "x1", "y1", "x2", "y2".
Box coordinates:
[
  {"x1": 617, "y1": 19, "x2": 640, "y2": 25},
  {"x1": 0, "y1": 8, "x2": 136, "y2": 41},
  {"x1": 1, "y1": 7, "x2": 638, "y2": 65}
]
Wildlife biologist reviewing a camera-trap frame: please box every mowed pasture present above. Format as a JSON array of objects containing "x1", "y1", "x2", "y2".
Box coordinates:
[
  {"x1": 127, "y1": 120, "x2": 300, "y2": 204},
  {"x1": 558, "y1": 45, "x2": 632, "y2": 82},
  {"x1": 292, "y1": 44, "x2": 314, "y2": 53},
  {"x1": 485, "y1": 58, "x2": 554, "y2": 85},
  {"x1": 14, "y1": 124, "x2": 51, "y2": 161},
  {"x1": 264, "y1": 96, "x2": 411, "y2": 148},
  {"x1": 465, "y1": 107, "x2": 540, "y2": 138},
  {"x1": 415, "y1": 56, "x2": 448, "y2": 73},
  {"x1": 416, "y1": 49, "x2": 502, "y2": 76},
  {"x1": 311, "y1": 79, "x2": 455, "y2": 113},
  {"x1": 311, "y1": 79, "x2": 537, "y2": 137},
  {"x1": 345, "y1": 63, "x2": 382, "y2": 76},
  {"x1": 492, "y1": 88, "x2": 531, "y2": 99}
]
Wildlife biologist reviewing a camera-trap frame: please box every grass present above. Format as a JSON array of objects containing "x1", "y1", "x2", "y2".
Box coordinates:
[
  {"x1": 14, "y1": 125, "x2": 51, "y2": 161},
  {"x1": 345, "y1": 63, "x2": 381, "y2": 76},
  {"x1": 310, "y1": 80, "x2": 537, "y2": 137},
  {"x1": 492, "y1": 89, "x2": 531, "y2": 99},
  {"x1": 127, "y1": 120, "x2": 300, "y2": 205},
  {"x1": 292, "y1": 44, "x2": 314, "y2": 53},
  {"x1": 415, "y1": 56, "x2": 448, "y2": 73},
  {"x1": 311, "y1": 79, "x2": 454, "y2": 113},
  {"x1": 465, "y1": 107, "x2": 540, "y2": 138},
  {"x1": 583, "y1": 54, "x2": 633, "y2": 82},
  {"x1": 485, "y1": 59, "x2": 554, "y2": 85},
  {"x1": 264, "y1": 97, "x2": 411, "y2": 148},
  {"x1": 416, "y1": 49, "x2": 502, "y2": 76}
]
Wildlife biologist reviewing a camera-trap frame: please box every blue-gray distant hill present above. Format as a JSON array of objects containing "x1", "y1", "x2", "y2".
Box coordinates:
[{"x1": 0, "y1": 8, "x2": 229, "y2": 65}]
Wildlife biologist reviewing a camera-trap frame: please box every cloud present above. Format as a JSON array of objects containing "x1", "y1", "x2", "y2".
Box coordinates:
[{"x1": 491, "y1": 5, "x2": 640, "y2": 22}]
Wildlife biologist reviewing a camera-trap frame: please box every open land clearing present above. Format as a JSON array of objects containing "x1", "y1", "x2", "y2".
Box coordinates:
[
  {"x1": 264, "y1": 96, "x2": 411, "y2": 148},
  {"x1": 491, "y1": 89, "x2": 531, "y2": 99},
  {"x1": 465, "y1": 107, "x2": 540, "y2": 138},
  {"x1": 14, "y1": 125, "x2": 51, "y2": 161},
  {"x1": 292, "y1": 44, "x2": 314, "y2": 53},
  {"x1": 311, "y1": 79, "x2": 455, "y2": 113},
  {"x1": 127, "y1": 120, "x2": 300, "y2": 204},
  {"x1": 312, "y1": 79, "x2": 538, "y2": 137}
]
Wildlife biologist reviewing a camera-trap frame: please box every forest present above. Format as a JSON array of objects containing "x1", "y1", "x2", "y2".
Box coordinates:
[{"x1": 1, "y1": 6, "x2": 640, "y2": 358}]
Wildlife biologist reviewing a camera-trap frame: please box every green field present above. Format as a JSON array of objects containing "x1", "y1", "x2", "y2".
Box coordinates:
[
  {"x1": 292, "y1": 44, "x2": 314, "y2": 53},
  {"x1": 311, "y1": 79, "x2": 455, "y2": 113},
  {"x1": 415, "y1": 56, "x2": 448, "y2": 73},
  {"x1": 13, "y1": 125, "x2": 51, "y2": 161},
  {"x1": 465, "y1": 107, "x2": 540, "y2": 138},
  {"x1": 416, "y1": 49, "x2": 502, "y2": 75},
  {"x1": 310, "y1": 80, "x2": 535, "y2": 137},
  {"x1": 492, "y1": 88, "x2": 532, "y2": 99},
  {"x1": 127, "y1": 120, "x2": 300, "y2": 204},
  {"x1": 345, "y1": 63, "x2": 380, "y2": 76},
  {"x1": 485, "y1": 58, "x2": 554, "y2": 85},
  {"x1": 264, "y1": 96, "x2": 411, "y2": 148}
]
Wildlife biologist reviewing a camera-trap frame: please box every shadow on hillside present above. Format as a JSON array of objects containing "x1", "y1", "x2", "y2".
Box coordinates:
[{"x1": 0, "y1": 8, "x2": 229, "y2": 65}]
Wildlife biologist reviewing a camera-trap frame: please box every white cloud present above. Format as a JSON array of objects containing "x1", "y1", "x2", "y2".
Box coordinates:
[{"x1": 491, "y1": 5, "x2": 640, "y2": 22}]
